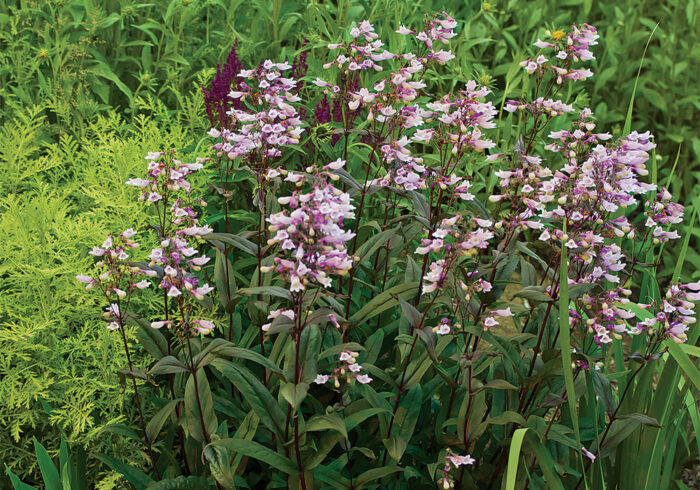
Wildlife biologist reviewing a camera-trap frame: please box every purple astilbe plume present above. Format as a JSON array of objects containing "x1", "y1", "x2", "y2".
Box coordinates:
[
  {"x1": 291, "y1": 43, "x2": 310, "y2": 127},
  {"x1": 202, "y1": 41, "x2": 245, "y2": 129},
  {"x1": 291, "y1": 42, "x2": 309, "y2": 87},
  {"x1": 314, "y1": 95, "x2": 332, "y2": 125},
  {"x1": 263, "y1": 159, "x2": 356, "y2": 292}
]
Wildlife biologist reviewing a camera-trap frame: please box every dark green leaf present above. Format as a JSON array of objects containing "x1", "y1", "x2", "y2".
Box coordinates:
[
  {"x1": 280, "y1": 382, "x2": 309, "y2": 410},
  {"x1": 33, "y1": 437, "x2": 60, "y2": 490},
  {"x1": 214, "y1": 249, "x2": 237, "y2": 306},
  {"x1": 513, "y1": 286, "x2": 553, "y2": 303},
  {"x1": 95, "y1": 454, "x2": 154, "y2": 489},
  {"x1": 184, "y1": 370, "x2": 217, "y2": 443},
  {"x1": 146, "y1": 399, "x2": 181, "y2": 443},
  {"x1": 149, "y1": 356, "x2": 189, "y2": 375},
  {"x1": 207, "y1": 438, "x2": 297, "y2": 475},
  {"x1": 204, "y1": 232, "x2": 258, "y2": 256},
  {"x1": 354, "y1": 466, "x2": 404, "y2": 488},
  {"x1": 213, "y1": 360, "x2": 286, "y2": 439},
  {"x1": 304, "y1": 413, "x2": 348, "y2": 439}
]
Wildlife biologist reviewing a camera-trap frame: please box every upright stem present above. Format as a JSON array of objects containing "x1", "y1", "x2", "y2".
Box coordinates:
[
  {"x1": 292, "y1": 292, "x2": 307, "y2": 490},
  {"x1": 118, "y1": 324, "x2": 160, "y2": 479},
  {"x1": 162, "y1": 291, "x2": 189, "y2": 473},
  {"x1": 255, "y1": 180, "x2": 268, "y2": 385}
]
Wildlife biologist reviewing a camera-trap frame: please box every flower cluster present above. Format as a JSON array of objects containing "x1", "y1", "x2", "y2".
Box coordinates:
[
  {"x1": 202, "y1": 41, "x2": 245, "y2": 129},
  {"x1": 415, "y1": 215, "x2": 494, "y2": 294},
  {"x1": 521, "y1": 24, "x2": 598, "y2": 83},
  {"x1": 314, "y1": 350, "x2": 372, "y2": 386},
  {"x1": 365, "y1": 80, "x2": 496, "y2": 194},
  {"x1": 322, "y1": 20, "x2": 395, "y2": 73},
  {"x1": 314, "y1": 15, "x2": 493, "y2": 198},
  {"x1": 576, "y1": 287, "x2": 638, "y2": 345},
  {"x1": 209, "y1": 59, "x2": 303, "y2": 163},
  {"x1": 428, "y1": 80, "x2": 497, "y2": 153},
  {"x1": 261, "y1": 308, "x2": 295, "y2": 333},
  {"x1": 127, "y1": 151, "x2": 208, "y2": 209},
  {"x1": 396, "y1": 11, "x2": 458, "y2": 66},
  {"x1": 645, "y1": 187, "x2": 684, "y2": 244},
  {"x1": 128, "y1": 150, "x2": 216, "y2": 335},
  {"x1": 491, "y1": 111, "x2": 671, "y2": 290},
  {"x1": 483, "y1": 307, "x2": 514, "y2": 330},
  {"x1": 264, "y1": 161, "x2": 356, "y2": 292},
  {"x1": 437, "y1": 449, "x2": 475, "y2": 489},
  {"x1": 638, "y1": 282, "x2": 700, "y2": 344},
  {"x1": 77, "y1": 230, "x2": 153, "y2": 330}
]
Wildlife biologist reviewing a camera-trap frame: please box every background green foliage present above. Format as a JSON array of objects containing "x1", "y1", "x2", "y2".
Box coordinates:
[{"x1": 1, "y1": 0, "x2": 698, "y2": 486}]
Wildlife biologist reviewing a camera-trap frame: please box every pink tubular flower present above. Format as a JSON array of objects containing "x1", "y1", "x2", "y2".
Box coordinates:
[
  {"x1": 193, "y1": 319, "x2": 216, "y2": 335},
  {"x1": 439, "y1": 449, "x2": 474, "y2": 488},
  {"x1": 124, "y1": 150, "x2": 215, "y2": 336},
  {"x1": 582, "y1": 446, "x2": 596, "y2": 462}
]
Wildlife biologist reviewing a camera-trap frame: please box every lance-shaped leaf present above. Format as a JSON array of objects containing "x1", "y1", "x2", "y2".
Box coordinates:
[
  {"x1": 280, "y1": 382, "x2": 309, "y2": 410},
  {"x1": 354, "y1": 466, "x2": 405, "y2": 488},
  {"x1": 214, "y1": 249, "x2": 237, "y2": 310},
  {"x1": 33, "y1": 437, "x2": 60, "y2": 490},
  {"x1": 383, "y1": 385, "x2": 422, "y2": 462},
  {"x1": 212, "y1": 359, "x2": 286, "y2": 439},
  {"x1": 203, "y1": 443, "x2": 236, "y2": 489},
  {"x1": 149, "y1": 356, "x2": 189, "y2": 375},
  {"x1": 350, "y1": 282, "x2": 419, "y2": 327},
  {"x1": 304, "y1": 413, "x2": 348, "y2": 439},
  {"x1": 127, "y1": 314, "x2": 169, "y2": 360},
  {"x1": 146, "y1": 398, "x2": 182, "y2": 443},
  {"x1": 184, "y1": 369, "x2": 217, "y2": 443},
  {"x1": 513, "y1": 285, "x2": 554, "y2": 303},
  {"x1": 204, "y1": 232, "x2": 258, "y2": 256},
  {"x1": 94, "y1": 454, "x2": 153, "y2": 489},
  {"x1": 206, "y1": 438, "x2": 297, "y2": 475},
  {"x1": 238, "y1": 286, "x2": 292, "y2": 301},
  {"x1": 194, "y1": 338, "x2": 283, "y2": 376}
]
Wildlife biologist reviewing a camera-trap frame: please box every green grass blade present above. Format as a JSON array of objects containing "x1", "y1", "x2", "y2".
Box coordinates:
[
  {"x1": 666, "y1": 342, "x2": 700, "y2": 393},
  {"x1": 623, "y1": 23, "x2": 659, "y2": 135},
  {"x1": 505, "y1": 428, "x2": 530, "y2": 490},
  {"x1": 672, "y1": 195, "x2": 700, "y2": 282},
  {"x1": 558, "y1": 226, "x2": 587, "y2": 484},
  {"x1": 664, "y1": 145, "x2": 682, "y2": 191}
]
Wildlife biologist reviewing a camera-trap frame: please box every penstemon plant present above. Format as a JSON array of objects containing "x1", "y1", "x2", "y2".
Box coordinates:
[{"x1": 71, "y1": 12, "x2": 699, "y2": 490}]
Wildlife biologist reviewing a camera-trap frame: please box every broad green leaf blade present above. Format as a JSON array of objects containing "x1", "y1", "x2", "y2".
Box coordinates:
[
  {"x1": 206, "y1": 438, "x2": 297, "y2": 475},
  {"x1": 184, "y1": 369, "x2": 217, "y2": 443},
  {"x1": 5, "y1": 465, "x2": 38, "y2": 490},
  {"x1": 33, "y1": 437, "x2": 61, "y2": 490}
]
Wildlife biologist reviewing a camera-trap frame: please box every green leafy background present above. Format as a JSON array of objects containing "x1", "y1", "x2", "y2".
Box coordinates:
[{"x1": 1, "y1": 0, "x2": 698, "y2": 487}]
